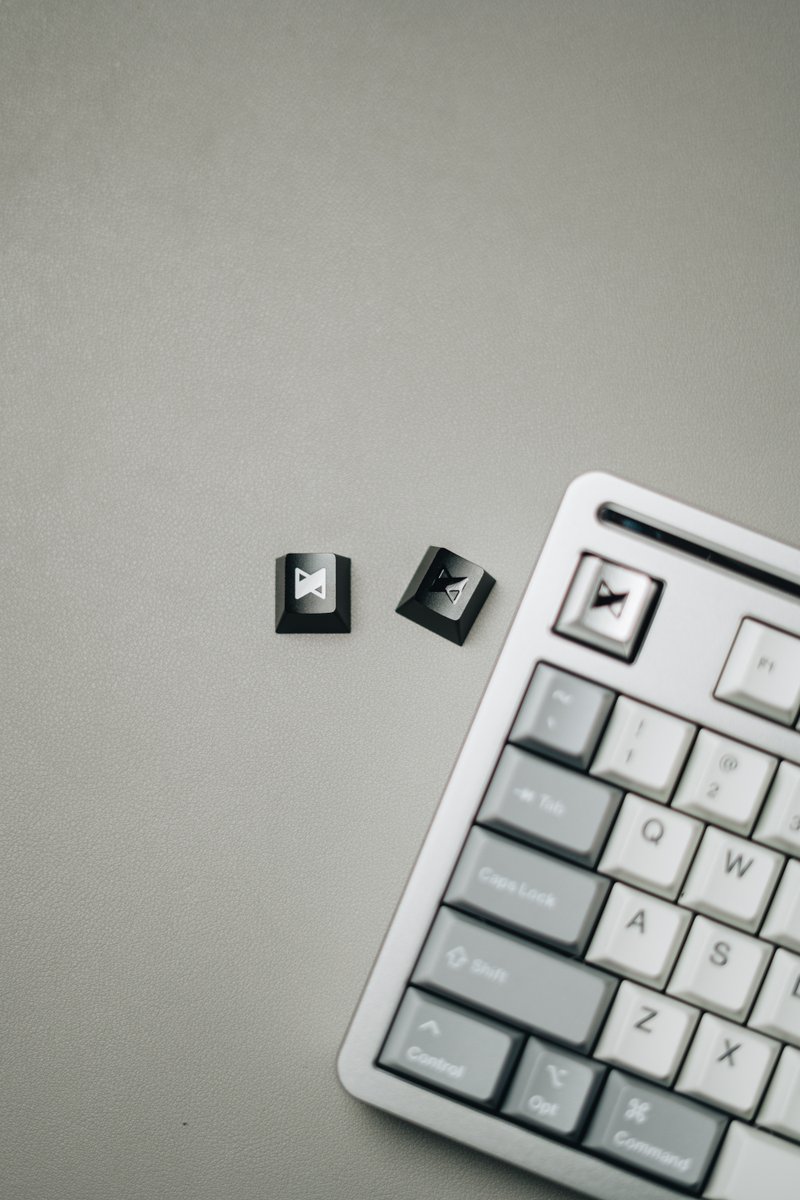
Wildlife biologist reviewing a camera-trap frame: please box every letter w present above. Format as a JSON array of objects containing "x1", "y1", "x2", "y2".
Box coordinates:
[{"x1": 724, "y1": 850, "x2": 753, "y2": 877}]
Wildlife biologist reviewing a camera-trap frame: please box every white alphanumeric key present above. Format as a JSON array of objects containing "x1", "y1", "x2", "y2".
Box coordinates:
[
  {"x1": 761, "y1": 860, "x2": 800, "y2": 952},
  {"x1": 749, "y1": 948, "x2": 800, "y2": 1047},
  {"x1": 595, "y1": 979, "x2": 698, "y2": 1084},
  {"x1": 590, "y1": 697, "x2": 695, "y2": 803},
  {"x1": 598, "y1": 793, "x2": 701, "y2": 898},
  {"x1": 672, "y1": 730, "x2": 776, "y2": 835},
  {"x1": 667, "y1": 915, "x2": 772, "y2": 1021},
  {"x1": 757, "y1": 1046, "x2": 800, "y2": 1140},
  {"x1": 586, "y1": 882, "x2": 691, "y2": 987},
  {"x1": 706, "y1": 1122, "x2": 800, "y2": 1200},
  {"x1": 754, "y1": 761, "x2": 800, "y2": 858},
  {"x1": 676, "y1": 1013, "x2": 779, "y2": 1118},
  {"x1": 679, "y1": 826, "x2": 783, "y2": 932}
]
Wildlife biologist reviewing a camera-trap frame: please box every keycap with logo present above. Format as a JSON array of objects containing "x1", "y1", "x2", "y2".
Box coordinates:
[{"x1": 275, "y1": 551, "x2": 351, "y2": 633}]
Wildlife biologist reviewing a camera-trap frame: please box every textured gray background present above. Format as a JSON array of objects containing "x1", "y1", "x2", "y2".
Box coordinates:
[{"x1": 2, "y1": 2, "x2": 799, "y2": 1199}]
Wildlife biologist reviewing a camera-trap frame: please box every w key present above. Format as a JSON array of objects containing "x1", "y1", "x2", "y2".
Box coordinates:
[{"x1": 679, "y1": 826, "x2": 783, "y2": 932}]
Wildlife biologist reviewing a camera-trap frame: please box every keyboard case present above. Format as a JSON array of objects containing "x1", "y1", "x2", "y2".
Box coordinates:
[{"x1": 337, "y1": 472, "x2": 800, "y2": 1200}]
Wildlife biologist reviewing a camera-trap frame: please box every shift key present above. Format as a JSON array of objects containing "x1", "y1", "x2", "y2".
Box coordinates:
[{"x1": 412, "y1": 908, "x2": 616, "y2": 1052}]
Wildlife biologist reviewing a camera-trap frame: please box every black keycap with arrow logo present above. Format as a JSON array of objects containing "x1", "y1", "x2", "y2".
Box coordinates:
[{"x1": 396, "y1": 546, "x2": 495, "y2": 645}]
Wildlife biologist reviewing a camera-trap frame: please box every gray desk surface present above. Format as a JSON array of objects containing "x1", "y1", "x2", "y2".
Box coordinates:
[{"x1": 3, "y1": 3, "x2": 799, "y2": 1198}]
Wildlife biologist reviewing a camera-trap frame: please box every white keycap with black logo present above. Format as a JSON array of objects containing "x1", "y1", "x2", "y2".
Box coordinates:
[
  {"x1": 597, "y1": 793, "x2": 701, "y2": 899},
  {"x1": 679, "y1": 825, "x2": 783, "y2": 932},
  {"x1": 675, "y1": 1012, "x2": 779, "y2": 1117},
  {"x1": 595, "y1": 980, "x2": 698, "y2": 1084},
  {"x1": 555, "y1": 555, "x2": 659, "y2": 661},
  {"x1": 667, "y1": 915, "x2": 772, "y2": 1021}
]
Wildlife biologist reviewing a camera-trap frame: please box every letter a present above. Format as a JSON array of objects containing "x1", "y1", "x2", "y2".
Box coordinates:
[{"x1": 626, "y1": 909, "x2": 646, "y2": 933}]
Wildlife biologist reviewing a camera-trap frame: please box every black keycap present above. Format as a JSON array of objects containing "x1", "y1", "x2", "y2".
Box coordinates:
[
  {"x1": 275, "y1": 552, "x2": 351, "y2": 633},
  {"x1": 396, "y1": 547, "x2": 494, "y2": 645}
]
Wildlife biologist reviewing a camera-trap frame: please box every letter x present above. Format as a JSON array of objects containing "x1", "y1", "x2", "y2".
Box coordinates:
[{"x1": 717, "y1": 1039, "x2": 741, "y2": 1066}]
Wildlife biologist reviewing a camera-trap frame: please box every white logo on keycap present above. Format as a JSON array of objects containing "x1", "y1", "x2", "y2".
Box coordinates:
[
  {"x1": 625, "y1": 1098, "x2": 650, "y2": 1125},
  {"x1": 445, "y1": 946, "x2": 469, "y2": 970},
  {"x1": 295, "y1": 567, "x2": 326, "y2": 600}
]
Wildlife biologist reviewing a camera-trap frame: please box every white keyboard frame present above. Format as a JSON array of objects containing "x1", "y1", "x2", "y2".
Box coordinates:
[{"x1": 337, "y1": 472, "x2": 800, "y2": 1200}]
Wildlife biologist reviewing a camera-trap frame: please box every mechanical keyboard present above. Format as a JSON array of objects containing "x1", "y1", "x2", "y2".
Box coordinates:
[{"x1": 338, "y1": 473, "x2": 800, "y2": 1200}]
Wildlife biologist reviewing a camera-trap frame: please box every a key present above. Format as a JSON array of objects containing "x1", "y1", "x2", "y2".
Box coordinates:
[
  {"x1": 445, "y1": 827, "x2": 609, "y2": 953},
  {"x1": 671, "y1": 730, "x2": 776, "y2": 835},
  {"x1": 412, "y1": 908, "x2": 616, "y2": 1052},
  {"x1": 274, "y1": 551, "x2": 351, "y2": 633},
  {"x1": 554, "y1": 555, "x2": 660, "y2": 661},
  {"x1": 754, "y1": 760, "x2": 800, "y2": 857},
  {"x1": 501, "y1": 1037, "x2": 605, "y2": 1138},
  {"x1": 679, "y1": 825, "x2": 783, "y2": 932},
  {"x1": 706, "y1": 1122, "x2": 800, "y2": 1200},
  {"x1": 757, "y1": 1045, "x2": 800, "y2": 1141},
  {"x1": 667, "y1": 915, "x2": 771, "y2": 1022},
  {"x1": 748, "y1": 948, "x2": 800, "y2": 1047},
  {"x1": 477, "y1": 748, "x2": 621, "y2": 865},
  {"x1": 584, "y1": 1069, "x2": 726, "y2": 1190},
  {"x1": 509, "y1": 665, "x2": 614, "y2": 770},
  {"x1": 379, "y1": 988, "x2": 523, "y2": 1104},
  {"x1": 675, "y1": 1013, "x2": 779, "y2": 1118},
  {"x1": 586, "y1": 882, "x2": 691, "y2": 987},
  {"x1": 761, "y1": 859, "x2": 800, "y2": 952},
  {"x1": 590, "y1": 696, "x2": 695, "y2": 803},
  {"x1": 715, "y1": 618, "x2": 800, "y2": 725},
  {"x1": 598, "y1": 793, "x2": 702, "y2": 899},
  {"x1": 395, "y1": 546, "x2": 495, "y2": 645},
  {"x1": 594, "y1": 980, "x2": 698, "y2": 1084}
]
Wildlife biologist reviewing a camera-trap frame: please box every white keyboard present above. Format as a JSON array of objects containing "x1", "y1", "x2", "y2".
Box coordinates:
[{"x1": 338, "y1": 474, "x2": 800, "y2": 1200}]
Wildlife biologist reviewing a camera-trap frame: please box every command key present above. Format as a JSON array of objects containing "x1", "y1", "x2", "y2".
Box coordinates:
[{"x1": 584, "y1": 1070, "x2": 726, "y2": 1191}]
